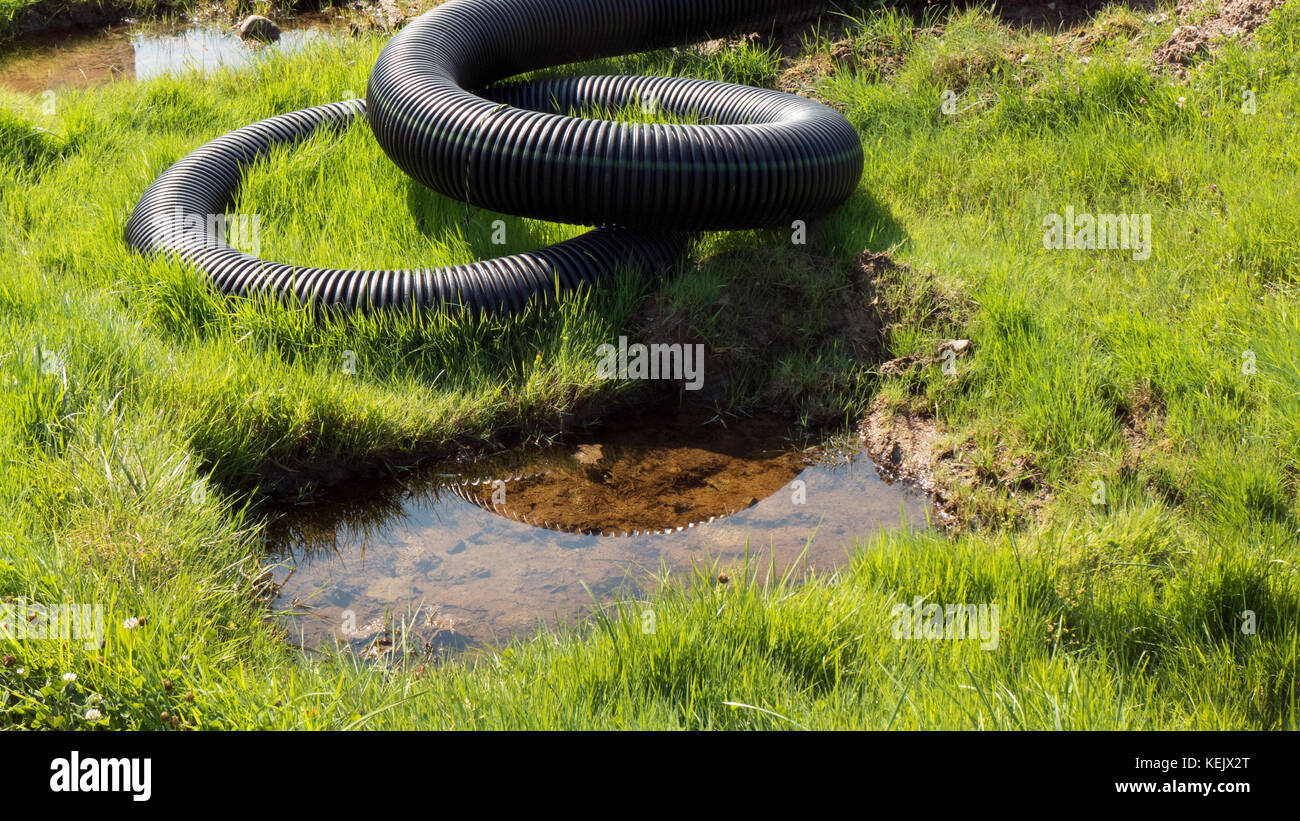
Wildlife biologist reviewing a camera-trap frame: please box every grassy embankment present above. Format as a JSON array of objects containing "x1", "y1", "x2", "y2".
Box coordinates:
[
  {"x1": 1, "y1": 2, "x2": 1298, "y2": 728},
  {"x1": 0, "y1": 0, "x2": 375, "y2": 44}
]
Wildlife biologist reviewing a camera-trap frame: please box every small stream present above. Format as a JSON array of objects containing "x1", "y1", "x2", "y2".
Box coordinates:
[
  {"x1": 0, "y1": 14, "x2": 347, "y2": 95},
  {"x1": 265, "y1": 409, "x2": 932, "y2": 658}
]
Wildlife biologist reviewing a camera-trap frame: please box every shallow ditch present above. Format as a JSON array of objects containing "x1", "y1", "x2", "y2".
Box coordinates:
[{"x1": 263, "y1": 407, "x2": 933, "y2": 659}]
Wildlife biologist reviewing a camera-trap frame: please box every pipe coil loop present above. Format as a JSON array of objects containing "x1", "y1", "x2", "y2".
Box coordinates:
[{"x1": 125, "y1": 0, "x2": 864, "y2": 316}]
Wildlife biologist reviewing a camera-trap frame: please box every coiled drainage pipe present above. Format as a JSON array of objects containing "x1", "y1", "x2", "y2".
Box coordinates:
[{"x1": 125, "y1": 0, "x2": 865, "y2": 315}]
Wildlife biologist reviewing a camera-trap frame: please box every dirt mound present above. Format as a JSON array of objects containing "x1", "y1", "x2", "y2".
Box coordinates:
[
  {"x1": 777, "y1": 36, "x2": 916, "y2": 99},
  {"x1": 1155, "y1": 0, "x2": 1290, "y2": 66},
  {"x1": 860, "y1": 396, "x2": 1052, "y2": 532}
]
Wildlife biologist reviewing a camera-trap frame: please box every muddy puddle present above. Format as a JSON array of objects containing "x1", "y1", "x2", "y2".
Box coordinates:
[
  {"x1": 0, "y1": 14, "x2": 345, "y2": 95},
  {"x1": 265, "y1": 409, "x2": 932, "y2": 658}
]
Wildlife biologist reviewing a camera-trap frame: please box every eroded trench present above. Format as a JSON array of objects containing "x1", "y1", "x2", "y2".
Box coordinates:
[{"x1": 264, "y1": 406, "x2": 932, "y2": 658}]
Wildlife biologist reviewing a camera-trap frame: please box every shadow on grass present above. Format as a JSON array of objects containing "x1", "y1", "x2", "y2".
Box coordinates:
[{"x1": 404, "y1": 176, "x2": 556, "y2": 262}]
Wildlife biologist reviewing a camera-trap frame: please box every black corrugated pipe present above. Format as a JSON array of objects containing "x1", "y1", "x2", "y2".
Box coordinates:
[{"x1": 125, "y1": 0, "x2": 864, "y2": 316}]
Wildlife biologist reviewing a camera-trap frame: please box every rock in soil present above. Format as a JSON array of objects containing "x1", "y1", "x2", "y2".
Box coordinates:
[{"x1": 237, "y1": 14, "x2": 281, "y2": 43}]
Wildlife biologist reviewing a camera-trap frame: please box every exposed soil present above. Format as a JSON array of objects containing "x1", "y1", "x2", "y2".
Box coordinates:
[
  {"x1": 860, "y1": 395, "x2": 1053, "y2": 532},
  {"x1": 861, "y1": 398, "x2": 947, "y2": 499},
  {"x1": 1068, "y1": 8, "x2": 1156, "y2": 56},
  {"x1": 854, "y1": 251, "x2": 958, "y2": 515},
  {"x1": 1117, "y1": 379, "x2": 1168, "y2": 458},
  {"x1": 1115, "y1": 379, "x2": 1180, "y2": 507},
  {"x1": 1154, "y1": 0, "x2": 1290, "y2": 67},
  {"x1": 776, "y1": 33, "x2": 921, "y2": 99},
  {"x1": 690, "y1": 2, "x2": 1177, "y2": 103},
  {"x1": 853, "y1": 250, "x2": 1050, "y2": 532},
  {"x1": 858, "y1": 248, "x2": 971, "y2": 345}
]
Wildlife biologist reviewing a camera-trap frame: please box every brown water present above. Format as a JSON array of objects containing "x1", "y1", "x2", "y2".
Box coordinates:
[
  {"x1": 0, "y1": 14, "x2": 345, "y2": 95},
  {"x1": 265, "y1": 409, "x2": 932, "y2": 658}
]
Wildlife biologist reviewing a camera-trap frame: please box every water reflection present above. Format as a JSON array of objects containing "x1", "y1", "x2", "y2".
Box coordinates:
[
  {"x1": 265, "y1": 410, "x2": 932, "y2": 657},
  {"x1": 0, "y1": 16, "x2": 342, "y2": 95}
]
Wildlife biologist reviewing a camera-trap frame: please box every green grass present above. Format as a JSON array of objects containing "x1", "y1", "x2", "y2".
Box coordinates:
[{"x1": 1, "y1": 1, "x2": 1298, "y2": 729}]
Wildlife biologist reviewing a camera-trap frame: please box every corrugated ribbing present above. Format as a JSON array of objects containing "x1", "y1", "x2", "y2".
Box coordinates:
[{"x1": 125, "y1": 0, "x2": 863, "y2": 315}]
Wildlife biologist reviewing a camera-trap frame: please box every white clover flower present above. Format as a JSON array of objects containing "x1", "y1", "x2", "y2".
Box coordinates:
[
  {"x1": 123, "y1": 617, "x2": 140, "y2": 630},
  {"x1": 1177, "y1": 96, "x2": 1187, "y2": 108},
  {"x1": 15, "y1": 668, "x2": 24, "y2": 675},
  {"x1": 85, "y1": 708, "x2": 102, "y2": 721},
  {"x1": 62, "y1": 672, "x2": 77, "y2": 683}
]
